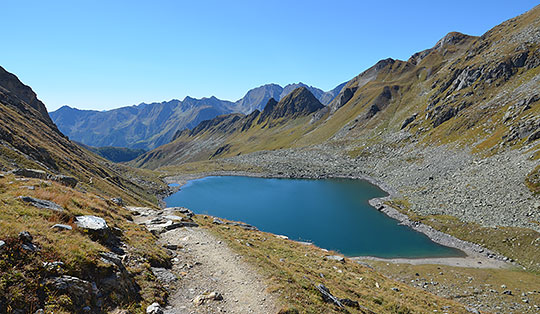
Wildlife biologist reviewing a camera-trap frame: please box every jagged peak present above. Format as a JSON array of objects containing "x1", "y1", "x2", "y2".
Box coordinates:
[{"x1": 433, "y1": 31, "x2": 474, "y2": 50}]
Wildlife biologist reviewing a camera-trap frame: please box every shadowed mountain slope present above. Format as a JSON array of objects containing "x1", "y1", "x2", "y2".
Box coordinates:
[
  {"x1": 132, "y1": 87, "x2": 325, "y2": 168},
  {"x1": 0, "y1": 66, "x2": 165, "y2": 205},
  {"x1": 50, "y1": 82, "x2": 345, "y2": 150}
]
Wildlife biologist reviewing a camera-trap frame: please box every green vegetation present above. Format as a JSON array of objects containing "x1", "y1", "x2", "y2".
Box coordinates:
[{"x1": 82, "y1": 144, "x2": 147, "y2": 163}]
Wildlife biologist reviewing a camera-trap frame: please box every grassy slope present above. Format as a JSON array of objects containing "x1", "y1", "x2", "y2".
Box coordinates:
[
  {"x1": 0, "y1": 174, "x2": 170, "y2": 313},
  {"x1": 195, "y1": 215, "x2": 471, "y2": 314},
  {"x1": 0, "y1": 69, "x2": 171, "y2": 312}
]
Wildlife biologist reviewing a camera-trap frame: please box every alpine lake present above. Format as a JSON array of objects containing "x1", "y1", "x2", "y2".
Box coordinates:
[{"x1": 165, "y1": 176, "x2": 464, "y2": 258}]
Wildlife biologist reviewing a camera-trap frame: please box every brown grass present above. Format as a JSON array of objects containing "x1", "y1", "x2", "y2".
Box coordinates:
[{"x1": 194, "y1": 215, "x2": 470, "y2": 314}]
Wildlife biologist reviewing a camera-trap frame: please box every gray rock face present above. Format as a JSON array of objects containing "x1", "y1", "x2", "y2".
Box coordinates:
[
  {"x1": 150, "y1": 267, "x2": 177, "y2": 285},
  {"x1": 146, "y1": 302, "x2": 163, "y2": 314},
  {"x1": 75, "y1": 216, "x2": 108, "y2": 231},
  {"x1": 18, "y1": 196, "x2": 64, "y2": 212},
  {"x1": 46, "y1": 275, "x2": 95, "y2": 306},
  {"x1": 12, "y1": 168, "x2": 48, "y2": 179}
]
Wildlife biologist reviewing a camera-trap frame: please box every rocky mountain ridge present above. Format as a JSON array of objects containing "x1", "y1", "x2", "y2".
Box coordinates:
[{"x1": 50, "y1": 81, "x2": 345, "y2": 150}]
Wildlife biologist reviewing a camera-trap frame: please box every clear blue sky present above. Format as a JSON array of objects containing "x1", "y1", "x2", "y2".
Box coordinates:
[{"x1": 1, "y1": 0, "x2": 538, "y2": 111}]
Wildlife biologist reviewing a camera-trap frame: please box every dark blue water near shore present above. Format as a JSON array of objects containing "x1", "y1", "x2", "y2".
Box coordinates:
[{"x1": 165, "y1": 176, "x2": 463, "y2": 258}]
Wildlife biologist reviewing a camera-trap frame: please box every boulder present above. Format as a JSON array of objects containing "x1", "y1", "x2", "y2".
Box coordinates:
[
  {"x1": 75, "y1": 216, "x2": 113, "y2": 243},
  {"x1": 146, "y1": 302, "x2": 163, "y2": 314},
  {"x1": 46, "y1": 275, "x2": 95, "y2": 306},
  {"x1": 75, "y1": 216, "x2": 108, "y2": 231},
  {"x1": 0, "y1": 240, "x2": 5, "y2": 250},
  {"x1": 19, "y1": 231, "x2": 38, "y2": 252},
  {"x1": 18, "y1": 196, "x2": 64, "y2": 212},
  {"x1": 53, "y1": 175, "x2": 78, "y2": 188},
  {"x1": 150, "y1": 267, "x2": 177, "y2": 285},
  {"x1": 164, "y1": 207, "x2": 194, "y2": 217},
  {"x1": 316, "y1": 284, "x2": 343, "y2": 308},
  {"x1": 12, "y1": 168, "x2": 48, "y2": 179}
]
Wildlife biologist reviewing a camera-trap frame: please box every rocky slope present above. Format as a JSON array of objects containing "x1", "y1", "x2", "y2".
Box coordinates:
[
  {"x1": 132, "y1": 87, "x2": 325, "y2": 168},
  {"x1": 50, "y1": 82, "x2": 345, "y2": 150},
  {"x1": 0, "y1": 66, "x2": 174, "y2": 313}
]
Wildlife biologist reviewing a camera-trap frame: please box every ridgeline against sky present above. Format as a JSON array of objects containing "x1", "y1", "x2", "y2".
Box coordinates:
[{"x1": 1, "y1": 0, "x2": 538, "y2": 111}]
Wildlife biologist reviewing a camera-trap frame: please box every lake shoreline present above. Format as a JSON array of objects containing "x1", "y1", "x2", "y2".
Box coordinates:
[{"x1": 163, "y1": 171, "x2": 513, "y2": 269}]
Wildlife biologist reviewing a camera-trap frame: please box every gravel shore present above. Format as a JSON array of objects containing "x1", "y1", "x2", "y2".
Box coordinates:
[
  {"x1": 222, "y1": 142, "x2": 539, "y2": 232},
  {"x1": 164, "y1": 141, "x2": 537, "y2": 268}
]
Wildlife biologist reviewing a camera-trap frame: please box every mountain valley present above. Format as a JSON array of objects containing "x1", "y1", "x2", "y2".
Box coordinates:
[{"x1": 1, "y1": 4, "x2": 540, "y2": 314}]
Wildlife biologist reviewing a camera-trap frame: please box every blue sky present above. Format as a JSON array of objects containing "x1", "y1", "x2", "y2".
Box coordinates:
[{"x1": 1, "y1": 0, "x2": 538, "y2": 111}]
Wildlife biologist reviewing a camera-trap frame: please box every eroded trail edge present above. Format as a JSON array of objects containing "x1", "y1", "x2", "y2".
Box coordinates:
[{"x1": 128, "y1": 206, "x2": 280, "y2": 314}]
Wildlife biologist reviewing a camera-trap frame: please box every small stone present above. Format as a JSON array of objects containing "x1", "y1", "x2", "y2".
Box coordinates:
[
  {"x1": 51, "y1": 224, "x2": 72, "y2": 231},
  {"x1": 146, "y1": 302, "x2": 163, "y2": 314},
  {"x1": 164, "y1": 244, "x2": 178, "y2": 250},
  {"x1": 324, "y1": 255, "x2": 345, "y2": 262},
  {"x1": 213, "y1": 217, "x2": 224, "y2": 225},
  {"x1": 193, "y1": 291, "x2": 223, "y2": 305},
  {"x1": 110, "y1": 197, "x2": 124, "y2": 206},
  {"x1": 0, "y1": 240, "x2": 5, "y2": 249},
  {"x1": 391, "y1": 287, "x2": 400, "y2": 292},
  {"x1": 502, "y1": 290, "x2": 512, "y2": 295},
  {"x1": 43, "y1": 261, "x2": 65, "y2": 270},
  {"x1": 19, "y1": 231, "x2": 33, "y2": 243}
]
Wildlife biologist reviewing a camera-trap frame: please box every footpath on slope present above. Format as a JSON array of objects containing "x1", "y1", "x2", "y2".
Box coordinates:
[{"x1": 128, "y1": 206, "x2": 280, "y2": 314}]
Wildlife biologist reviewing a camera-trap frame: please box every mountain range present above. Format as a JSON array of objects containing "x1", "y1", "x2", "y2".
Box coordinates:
[
  {"x1": 50, "y1": 82, "x2": 346, "y2": 150},
  {"x1": 133, "y1": 6, "x2": 540, "y2": 172}
]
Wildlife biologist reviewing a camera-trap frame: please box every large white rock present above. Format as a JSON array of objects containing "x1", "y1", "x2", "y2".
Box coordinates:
[{"x1": 75, "y1": 216, "x2": 108, "y2": 231}]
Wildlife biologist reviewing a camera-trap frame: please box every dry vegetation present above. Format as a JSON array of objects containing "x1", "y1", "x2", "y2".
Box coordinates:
[
  {"x1": 0, "y1": 174, "x2": 169, "y2": 313},
  {"x1": 194, "y1": 215, "x2": 471, "y2": 314}
]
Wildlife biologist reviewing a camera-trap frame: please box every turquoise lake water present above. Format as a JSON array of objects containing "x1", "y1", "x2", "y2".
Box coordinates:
[{"x1": 165, "y1": 176, "x2": 464, "y2": 258}]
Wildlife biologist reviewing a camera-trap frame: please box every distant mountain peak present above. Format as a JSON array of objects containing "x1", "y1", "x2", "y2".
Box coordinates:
[{"x1": 262, "y1": 87, "x2": 325, "y2": 122}]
